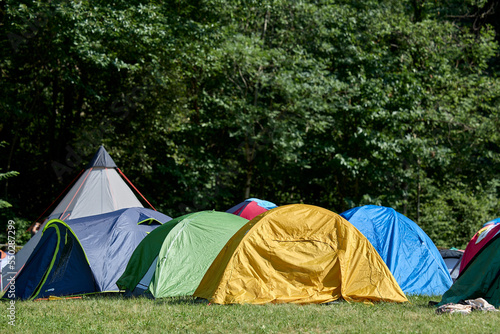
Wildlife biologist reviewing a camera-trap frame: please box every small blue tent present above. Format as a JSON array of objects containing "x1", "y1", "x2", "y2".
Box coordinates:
[
  {"x1": 7, "y1": 207, "x2": 171, "y2": 300},
  {"x1": 340, "y1": 205, "x2": 452, "y2": 295}
]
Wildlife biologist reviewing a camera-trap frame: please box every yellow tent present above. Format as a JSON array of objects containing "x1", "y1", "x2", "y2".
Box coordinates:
[{"x1": 194, "y1": 204, "x2": 408, "y2": 304}]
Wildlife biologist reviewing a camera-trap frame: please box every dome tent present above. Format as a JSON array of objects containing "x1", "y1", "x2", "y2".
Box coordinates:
[
  {"x1": 194, "y1": 204, "x2": 407, "y2": 304},
  {"x1": 439, "y1": 248, "x2": 463, "y2": 282},
  {"x1": 117, "y1": 211, "x2": 248, "y2": 298},
  {"x1": 459, "y1": 220, "x2": 500, "y2": 274},
  {"x1": 4, "y1": 208, "x2": 170, "y2": 300},
  {"x1": 438, "y1": 232, "x2": 500, "y2": 308},
  {"x1": 226, "y1": 198, "x2": 278, "y2": 220},
  {"x1": 340, "y1": 205, "x2": 452, "y2": 295}
]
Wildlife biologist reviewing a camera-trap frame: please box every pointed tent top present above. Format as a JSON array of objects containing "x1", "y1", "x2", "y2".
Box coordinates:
[{"x1": 87, "y1": 145, "x2": 117, "y2": 168}]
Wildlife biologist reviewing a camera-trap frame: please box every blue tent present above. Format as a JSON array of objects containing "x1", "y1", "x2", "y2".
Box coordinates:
[
  {"x1": 7, "y1": 207, "x2": 171, "y2": 300},
  {"x1": 12, "y1": 220, "x2": 97, "y2": 300},
  {"x1": 340, "y1": 205, "x2": 452, "y2": 295}
]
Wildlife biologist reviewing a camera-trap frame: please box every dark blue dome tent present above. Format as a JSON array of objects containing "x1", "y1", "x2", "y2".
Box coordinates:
[{"x1": 340, "y1": 205, "x2": 452, "y2": 295}]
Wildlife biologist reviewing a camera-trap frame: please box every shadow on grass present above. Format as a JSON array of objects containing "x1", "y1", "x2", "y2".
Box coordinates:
[
  {"x1": 101, "y1": 293, "x2": 214, "y2": 306},
  {"x1": 153, "y1": 296, "x2": 218, "y2": 306}
]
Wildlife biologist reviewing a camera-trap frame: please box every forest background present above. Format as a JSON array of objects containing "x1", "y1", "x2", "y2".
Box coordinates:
[{"x1": 0, "y1": 0, "x2": 499, "y2": 249}]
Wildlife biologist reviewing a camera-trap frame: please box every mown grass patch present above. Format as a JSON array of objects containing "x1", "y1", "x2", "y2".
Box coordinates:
[{"x1": 0, "y1": 295, "x2": 499, "y2": 333}]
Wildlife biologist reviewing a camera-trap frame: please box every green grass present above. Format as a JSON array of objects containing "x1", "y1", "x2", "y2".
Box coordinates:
[{"x1": 0, "y1": 295, "x2": 499, "y2": 333}]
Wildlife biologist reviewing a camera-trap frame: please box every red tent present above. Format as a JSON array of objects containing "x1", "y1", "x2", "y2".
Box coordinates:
[
  {"x1": 460, "y1": 222, "x2": 500, "y2": 273},
  {"x1": 229, "y1": 201, "x2": 268, "y2": 220},
  {"x1": 226, "y1": 198, "x2": 277, "y2": 220}
]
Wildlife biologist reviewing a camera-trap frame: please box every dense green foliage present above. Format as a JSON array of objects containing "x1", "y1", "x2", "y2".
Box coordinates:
[{"x1": 1, "y1": 0, "x2": 499, "y2": 248}]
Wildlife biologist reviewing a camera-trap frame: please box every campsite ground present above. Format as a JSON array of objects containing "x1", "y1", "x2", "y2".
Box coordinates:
[{"x1": 1, "y1": 295, "x2": 499, "y2": 333}]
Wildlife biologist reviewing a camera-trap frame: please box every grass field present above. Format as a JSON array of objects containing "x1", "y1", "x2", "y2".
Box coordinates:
[{"x1": 0, "y1": 294, "x2": 499, "y2": 333}]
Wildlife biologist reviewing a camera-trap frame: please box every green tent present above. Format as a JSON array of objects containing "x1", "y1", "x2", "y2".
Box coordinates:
[
  {"x1": 437, "y1": 233, "x2": 500, "y2": 307},
  {"x1": 117, "y1": 211, "x2": 248, "y2": 298}
]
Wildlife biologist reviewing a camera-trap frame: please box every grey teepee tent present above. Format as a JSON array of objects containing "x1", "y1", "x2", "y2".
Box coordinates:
[{"x1": 46, "y1": 145, "x2": 144, "y2": 221}]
